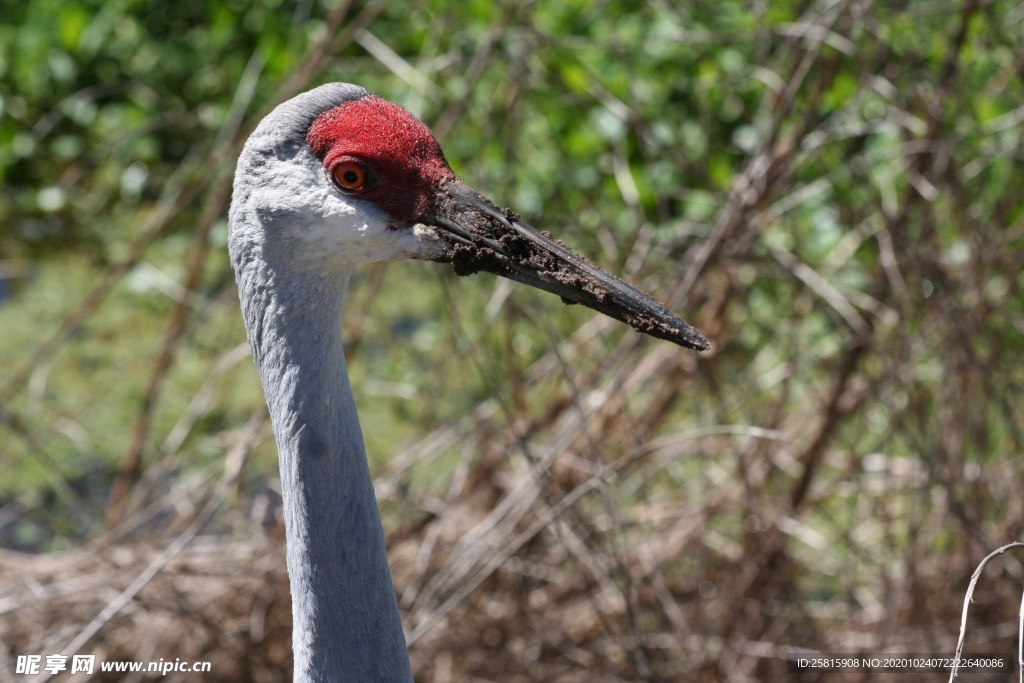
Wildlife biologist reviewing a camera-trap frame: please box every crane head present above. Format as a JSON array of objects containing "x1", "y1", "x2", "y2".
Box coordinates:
[{"x1": 231, "y1": 83, "x2": 707, "y2": 351}]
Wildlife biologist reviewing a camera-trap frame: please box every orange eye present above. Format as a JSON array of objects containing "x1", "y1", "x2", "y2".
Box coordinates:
[{"x1": 332, "y1": 162, "x2": 369, "y2": 192}]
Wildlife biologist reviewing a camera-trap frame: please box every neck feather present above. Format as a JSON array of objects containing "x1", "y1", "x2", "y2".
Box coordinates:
[{"x1": 235, "y1": 255, "x2": 411, "y2": 682}]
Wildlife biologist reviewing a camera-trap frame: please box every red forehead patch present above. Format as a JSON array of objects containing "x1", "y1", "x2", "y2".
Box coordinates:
[{"x1": 306, "y1": 95, "x2": 456, "y2": 224}]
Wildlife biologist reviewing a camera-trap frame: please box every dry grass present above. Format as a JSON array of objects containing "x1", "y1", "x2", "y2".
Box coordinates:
[{"x1": 3, "y1": 1, "x2": 1024, "y2": 681}]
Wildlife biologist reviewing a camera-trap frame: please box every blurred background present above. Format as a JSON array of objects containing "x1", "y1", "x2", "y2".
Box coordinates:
[{"x1": 2, "y1": 0, "x2": 1023, "y2": 680}]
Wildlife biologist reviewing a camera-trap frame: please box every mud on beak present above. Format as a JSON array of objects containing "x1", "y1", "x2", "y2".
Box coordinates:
[{"x1": 426, "y1": 181, "x2": 708, "y2": 351}]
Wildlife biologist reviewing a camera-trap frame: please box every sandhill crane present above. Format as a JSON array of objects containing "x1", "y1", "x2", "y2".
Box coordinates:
[{"x1": 228, "y1": 82, "x2": 706, "y2": 682}]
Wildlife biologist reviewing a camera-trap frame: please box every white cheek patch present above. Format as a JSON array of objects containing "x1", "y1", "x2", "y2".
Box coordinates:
[
  {"x1": 294, "y1": 200, "x2": 445, "y2": 267},
  {"x1": 409, "y1": 224, "x2": 447, "y2": 260},
  {"x1": 247, "y1": 152, "x2": 447, "y2": 268}
]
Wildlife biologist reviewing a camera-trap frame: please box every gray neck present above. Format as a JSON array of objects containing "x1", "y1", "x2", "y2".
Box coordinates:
[{"x1": 234, "y1": 254, "x2": 411, "y2": 681}]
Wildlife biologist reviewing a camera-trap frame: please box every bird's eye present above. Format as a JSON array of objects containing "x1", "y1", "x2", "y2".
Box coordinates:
[{"x1": 332, "y1": 162, "x2": 369, "y2": 192}]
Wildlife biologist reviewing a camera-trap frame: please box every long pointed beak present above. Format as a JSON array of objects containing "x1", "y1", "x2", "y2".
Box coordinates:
[{"x1": 427, "y1": 181, "x2": 708, "y2": 351}]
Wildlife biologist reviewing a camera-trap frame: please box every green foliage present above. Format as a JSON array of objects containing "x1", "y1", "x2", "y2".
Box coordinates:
[{"x1": 2, "y1": 0, "x2": 1024, "y2": 678}]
